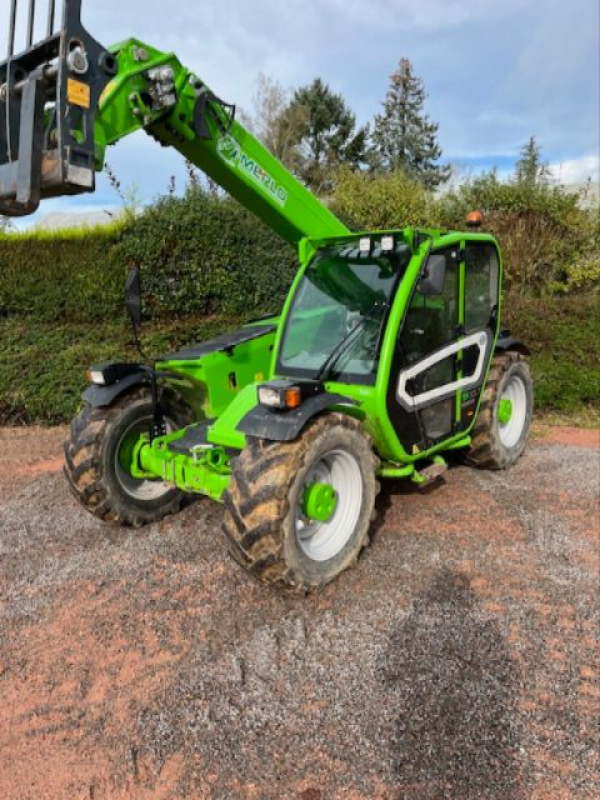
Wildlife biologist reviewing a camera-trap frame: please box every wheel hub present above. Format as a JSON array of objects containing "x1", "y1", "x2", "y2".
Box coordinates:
[
  {"x1": 498, "y1": 397, "x2": 513, "y2": 425},
  {"x1": 498, "y1": 375, "x2": 528, "y2": 449},
  {"x1": 302, "y1": 482, "x2": 338, "y2": 523}
]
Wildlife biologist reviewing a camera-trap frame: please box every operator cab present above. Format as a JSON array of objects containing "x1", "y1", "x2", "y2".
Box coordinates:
[
  {"x1": 277, "y1": 234, "x2": 412, "y2": 385},
  {"x1": 276, "y1": 229, "x2": 502, "y2": 458},
  {"x1": 390, "y1": 236, "x2": 501, "y2": 453}
]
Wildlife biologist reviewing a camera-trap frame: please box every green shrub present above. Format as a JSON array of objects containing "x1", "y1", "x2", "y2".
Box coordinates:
[
  {"x1": 0, "y1": 224, "x2": 125, "y2": 322},
  {"x1": 330, "y1": 168, "x2": 434, "y2": 230},
  {"x1": 0, "y1": 173, "x2": 597, "y2": 425},
  {"x1": 503, "y1": 294, "x2": 600, "y2": 413},
  {"x1": 113, "y1": 186, "x2": 297, "y2": 319},
  {"x1": 437, "y1": 172, "x2": 599, "y2": 292},
  {"x1": 0, "y1": 188, "x2": 296, "y2": 326}
]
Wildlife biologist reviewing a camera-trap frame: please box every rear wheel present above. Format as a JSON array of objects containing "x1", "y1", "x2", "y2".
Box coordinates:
[
  {"x1": 466, "y1": 352, "x2": 533, "y2": 470},
  {"x1": 64, "y1": 387, "x2": 193, "y2": 526},
  {"x1": 222, "y1": 413, "x2": 379, "y2": 591}
]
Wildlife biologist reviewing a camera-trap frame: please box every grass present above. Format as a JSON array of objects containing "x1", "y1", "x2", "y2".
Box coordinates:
[{"x1": 0, "y1": 294, "x2": 597, "y2": 427}]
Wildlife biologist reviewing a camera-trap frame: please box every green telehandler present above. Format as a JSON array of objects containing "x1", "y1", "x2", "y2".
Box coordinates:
[{"x1": 1, "y1": 0, "x2": 533, "y2": 590}]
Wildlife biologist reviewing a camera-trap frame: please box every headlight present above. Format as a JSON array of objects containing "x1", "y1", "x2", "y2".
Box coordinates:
[
  {"x1": 87, "y1": 368, "x2": 108, "y2": 385},
  {"x1": 258, "y1": 383, "x2": 302, "y2": 410}
]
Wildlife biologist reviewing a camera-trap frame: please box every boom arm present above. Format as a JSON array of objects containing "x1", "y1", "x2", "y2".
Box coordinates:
[
  {"x1": 0, "y1": 0, "x2": 348, "y2": 247},
  {"x1": 95, "y1": 40, "x2": 349, "y2": 248}
]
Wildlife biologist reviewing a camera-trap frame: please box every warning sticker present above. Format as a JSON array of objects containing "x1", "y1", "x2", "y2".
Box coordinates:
[{"x1": 67, "y1": 79, "x2": 91, "y2": 109}]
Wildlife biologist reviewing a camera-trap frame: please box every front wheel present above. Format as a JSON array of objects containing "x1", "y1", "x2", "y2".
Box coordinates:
[
  {"x1": 466, "y1": 352, "x2": 534, "y2": 470},
  {"x1": 64, "y1": 387, "x2": 193, "y2": 526},
  {"x1": 222, "y1": 414, "x2": 380, "y2": 591}
]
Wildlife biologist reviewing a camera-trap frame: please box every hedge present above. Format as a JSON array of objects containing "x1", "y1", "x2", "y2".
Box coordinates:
[
  {"x1": 0, "y1": 188, "x2": 297, "y2": 325},
  {"x1": 0, "y1": 176, "x2": 598, "y2": 425}
]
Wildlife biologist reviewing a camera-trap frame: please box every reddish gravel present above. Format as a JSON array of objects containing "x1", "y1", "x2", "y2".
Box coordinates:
[{"x1": 0, "y1": 424, "x2": 598, "y2": 799}]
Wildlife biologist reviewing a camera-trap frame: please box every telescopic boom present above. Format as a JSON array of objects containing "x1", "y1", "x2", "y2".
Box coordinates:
[{"x1": 0, "y1": 0, "x2": 348, "y2": 247}]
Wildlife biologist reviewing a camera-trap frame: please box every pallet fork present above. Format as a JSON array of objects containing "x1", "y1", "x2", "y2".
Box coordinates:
[{"x1": 0, "y1": 0, "x2": 116, "y2": 215}]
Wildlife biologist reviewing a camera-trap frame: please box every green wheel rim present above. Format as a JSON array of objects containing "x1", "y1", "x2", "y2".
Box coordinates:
[{"x1": 302, "y1": 482, "x2": 338, "y2": 523}]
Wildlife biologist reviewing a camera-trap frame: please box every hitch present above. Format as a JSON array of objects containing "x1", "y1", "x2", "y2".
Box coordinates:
[{"x1": 0, "y1": 0, "x2": 116, "y2": 216}]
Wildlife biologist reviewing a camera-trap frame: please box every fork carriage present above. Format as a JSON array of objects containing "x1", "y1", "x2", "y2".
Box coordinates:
[{"x1": 0, "y1": 0, "x2": 116, "y2": 215}]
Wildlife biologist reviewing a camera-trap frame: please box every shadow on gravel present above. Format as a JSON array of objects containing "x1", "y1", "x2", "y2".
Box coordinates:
[{"x1": 378, "y1": 569, "x2": 523, "y2": 800}]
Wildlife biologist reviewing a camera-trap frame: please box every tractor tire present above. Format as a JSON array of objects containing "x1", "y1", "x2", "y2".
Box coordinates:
[
  {"x1": 64, "y1": 386, "x2": 193, "y2": 527},
  {"x1": 466, "y1": 351, "x2": 533, "y2": 470},
  {"x1": 222, "y1": 413, "x2": 380, "y2": 592}
]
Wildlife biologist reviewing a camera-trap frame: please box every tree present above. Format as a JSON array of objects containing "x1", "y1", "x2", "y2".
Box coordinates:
[
  {"x1": 0, "y1": 216, "x2": 12, "y2": 233},
  {"x1": 514, "y1": 136, "x2": 550, "y2": 187},
  {"x1": 240, "y1": 73, "x2": 308, "y2": 174},
  {"x1": 371, "y1": 58, "x2": 450, "y2": 190},
  {"x1": 284, "y1": 78, "x2": 368, "y2": 192}
]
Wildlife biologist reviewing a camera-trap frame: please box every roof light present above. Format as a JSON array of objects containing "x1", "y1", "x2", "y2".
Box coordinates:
[
  {"x1": 381, "y1": 236, "x2": 394, "y2": 252},
  {"x1": 466, "y1": 210, "x2": 483, "y2": 228},
  {"x1": 359, "y1": 237, "x2": 371, "y2": 253}
]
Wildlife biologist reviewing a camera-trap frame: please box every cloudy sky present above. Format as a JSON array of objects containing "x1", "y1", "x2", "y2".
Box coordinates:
[{"x1": 3, "y1": 0, "x2": 599, "y2": 224}]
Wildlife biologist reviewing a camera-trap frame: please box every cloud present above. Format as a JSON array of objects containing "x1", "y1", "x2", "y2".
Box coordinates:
[
  {"x1": 2, "y1": 0, "x2": 597, "y2": 216},
  {"x1": 548, "y1": 154, "x2": 600, "y2": 186}
]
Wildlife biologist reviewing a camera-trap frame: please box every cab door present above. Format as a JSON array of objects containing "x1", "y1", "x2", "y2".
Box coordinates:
[{"x1": 386, "y1": 242, "x2": 499, "y2": 456}]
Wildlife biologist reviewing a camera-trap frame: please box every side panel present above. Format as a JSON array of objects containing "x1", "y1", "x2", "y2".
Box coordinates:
[{"x1": 157, "y1": 324, "x2": 278, "y2": 421}]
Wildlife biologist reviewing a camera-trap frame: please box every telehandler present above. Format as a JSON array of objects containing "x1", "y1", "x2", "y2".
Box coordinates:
[{"x1": 1, "y1": 0, "x2": 533, "y2": 590}]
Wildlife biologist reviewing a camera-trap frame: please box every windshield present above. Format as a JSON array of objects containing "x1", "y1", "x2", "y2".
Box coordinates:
[{"x1": 277, "y1": 239, "x2": 411, "y2": 385}]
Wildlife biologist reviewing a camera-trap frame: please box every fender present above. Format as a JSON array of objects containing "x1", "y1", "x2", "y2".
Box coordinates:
[
  {"x1": 237, "y1": 393, "x2": 358, "y2": 442},
  {"x1": 495, "y1": 333, "x2": 530, "y2": 356},
  {"x1": 82, "y1": 366, "x2": 150, "y2": 408}
]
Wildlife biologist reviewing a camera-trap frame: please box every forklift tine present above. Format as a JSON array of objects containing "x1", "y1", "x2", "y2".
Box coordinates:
[
  {"x1": 47, "y1": 0, "x2": 56, "y2": 36},
  {"x1": 27, "y1": 0, "x2": 36, "y2": 47},
  {"x1": 8, "y1": 0, "x2": 18, "y2": 58}
]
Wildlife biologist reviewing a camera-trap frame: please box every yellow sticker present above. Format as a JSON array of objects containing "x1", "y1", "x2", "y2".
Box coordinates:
[
  {"x1": 67, "y1": 78, "x2": 91, "y2": 109},
  {"x1": 412, "y1": 444, "x2": 421, "y2": 455}
]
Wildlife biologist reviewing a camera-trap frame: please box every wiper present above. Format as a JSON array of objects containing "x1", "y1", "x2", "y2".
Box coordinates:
[{"x1": 315, "y1": 300, "x2": 387, "y2": 384}]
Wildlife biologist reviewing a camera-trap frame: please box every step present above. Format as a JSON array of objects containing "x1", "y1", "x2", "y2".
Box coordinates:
[
  {"x1": 412, "y1": 458, "x2": 448, "y2": 488},
  {"x1": 167, "y1": 421, "x2": 212, "y2": 455}
]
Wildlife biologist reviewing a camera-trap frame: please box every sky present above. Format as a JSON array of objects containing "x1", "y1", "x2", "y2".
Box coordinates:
[{"x1": 2, "y1": 0, "x2": 599, "y2": 226}]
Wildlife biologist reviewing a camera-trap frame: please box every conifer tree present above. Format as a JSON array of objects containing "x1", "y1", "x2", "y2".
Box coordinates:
[
  {"x1": 371, "y1": 58, "x2": 450, "y2": 189},
  {"x1": 514, "y1": 136, "x2": 550, "y2": 187}
]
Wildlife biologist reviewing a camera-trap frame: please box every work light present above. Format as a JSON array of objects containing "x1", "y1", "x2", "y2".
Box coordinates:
[{"x1": 258, "y1": 384, "x2": 302, "y2": 410}]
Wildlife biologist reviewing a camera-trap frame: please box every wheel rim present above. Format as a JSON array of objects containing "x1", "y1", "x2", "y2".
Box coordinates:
[
  {"x1": 295, "y1": 448, "x2": 363, "y2": 562},
  {"x1": 115, "y1": 416, "x2": 176, "y2": 501},
  {"x1": 498, "y1": 375, "x2": 528, "y2": 448}
]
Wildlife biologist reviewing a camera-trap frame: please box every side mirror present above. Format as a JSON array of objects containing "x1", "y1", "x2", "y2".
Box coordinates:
[
  {"x1": 125, "y1": 268, "x2": 142, "y2": 332},
  {"x1": 419, "y1": 254, "x2": 446, "y2": 296}
]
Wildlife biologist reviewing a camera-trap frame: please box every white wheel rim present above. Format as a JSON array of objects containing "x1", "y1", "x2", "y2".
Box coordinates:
[
  {"x1": 295, "y1": 449, "x2": 363, "y2": 562},
  {"x1": 498, "y1": 375, "x2": 528, "y2": 448},
  {"x1": 115, "y1": 417, "x2": 176, "y2": 501}
]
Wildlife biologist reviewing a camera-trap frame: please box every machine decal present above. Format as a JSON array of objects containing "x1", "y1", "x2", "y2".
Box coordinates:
[
  {"x1": 217, "y1": 134, "x2": 288, "y2": 206},
  {"x1": 67, "y1": 78, "x2": 91, "y2": 109}
]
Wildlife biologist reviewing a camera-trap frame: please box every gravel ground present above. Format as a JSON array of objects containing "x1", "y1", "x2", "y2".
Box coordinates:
[{"x1": 0, "y1": 425, "x2": 598, "y2": 799}]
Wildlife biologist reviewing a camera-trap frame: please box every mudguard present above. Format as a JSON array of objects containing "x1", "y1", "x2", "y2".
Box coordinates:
[
  {"x1": 82, "y1": 370, "x2": 149, "y2": 408},
  {"x1": 237, "y1": 393, "x2": 357, "y2": 442}
]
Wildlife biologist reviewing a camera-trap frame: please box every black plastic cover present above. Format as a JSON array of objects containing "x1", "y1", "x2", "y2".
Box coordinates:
[
  {"x1": 161, "y1": 324, "x2": 276, "y2": 361},
  {"x1": 82, "y1": 370, "x2": 149, "y2": 408},
  {"x1": 237, "y1": 393, "x2": 357, "y2": 442}
]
